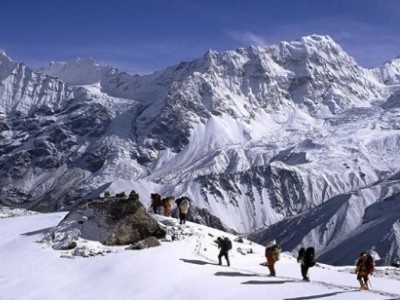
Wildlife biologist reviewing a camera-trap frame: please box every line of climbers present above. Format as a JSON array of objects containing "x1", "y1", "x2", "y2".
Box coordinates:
[
  {"x1": 264, "y1": 241, "x2": 316, "y2": 280},
  {"x1": 149, "y1": 193, "x2": 375, "y2": 289},
  {"x1": 264, "y1": 241, "x2": 375, "y2": 289},
  {"x1": 150, "y1": 193, "x2": 191, "y2": 225}
]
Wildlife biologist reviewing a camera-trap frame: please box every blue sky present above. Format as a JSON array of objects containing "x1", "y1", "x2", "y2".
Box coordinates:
[{"x1": 0, "y1": 0, "x2": 399, "y2": 74}]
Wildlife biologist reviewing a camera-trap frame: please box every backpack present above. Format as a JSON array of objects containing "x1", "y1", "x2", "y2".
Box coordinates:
[
  {"x1": 179, "y1": 198, "x2": 190, "y2": 214},
  {"x1": 304, "y1": 247, "x2": 316, "y2": 267},
  {"x1": 223, "y1": 238, "x2": 232, "y2": 251},
  {"x1": 357, "y1": 254, "x2": 374, "y2": 274},
  {"x1": 298, "y1": 247, "x2": 305, "y2": 263},
  {"x1": 366, "y1": 255, "x2": 374, "y2": 273},
  {"x1": 266, "y1": 245, "x2": 281, "y2": 261}
]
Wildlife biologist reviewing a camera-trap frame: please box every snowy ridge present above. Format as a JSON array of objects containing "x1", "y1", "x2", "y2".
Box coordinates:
[
  {"x1": 0, "y1": 59, "x2": 72, "y2": 115},
  {"x1": 0, "y1": 49, "x2": 14, "y2": 76},
  {"x1": 40, "y1": 57, "x2": 118, "y2": 86},
  {"x1": 1, "y1": 35, "x2": 400, "y2": 265},
  {"x1": 373, "y1": 56, "x2": 400, "y2": 85}
]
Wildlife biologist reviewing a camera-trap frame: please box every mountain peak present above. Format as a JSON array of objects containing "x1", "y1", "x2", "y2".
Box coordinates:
[
  {"x1": 0, "y1": 49, "x2": 15, "y2": 77},
  {"x1": 299, "y1": 34, "x2": 335, "y2": 43},
  {"x1": 295, "y1": 34, "x2": 343, "y2": 52},
  {"x1": 278, "y1": 34, "x2": 357, "y2": 68},
  {"x1": 204, "y1": 49, "x2": 219, "y2": 57},
  {"x1": 0, "y1": 49, "x2": 12, "y2": 64},
  {"x1": 202, "y1": 49, "x2": 219, "y2": 64},
  {"x1": 373, "y1": 54, "x2": 400, "y2": 84},
  {"x1": 40, "y1": 57, "x2": 117, "y2": 86}
]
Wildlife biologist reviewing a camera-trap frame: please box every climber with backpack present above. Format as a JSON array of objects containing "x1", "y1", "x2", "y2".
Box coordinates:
[
  {"x1": 175, "y1": 196, "x2": 191, "y2": 225},
  {"x1": 265, "y1": 240, "x2": 281, "y2": 277},
  {"x1": 355, "y1": 252, "x2": 374, "y2": 290},
  {"x1": 215, "y1": 237, "x2": 232, "y2": 266},
  {"x1": 297, "y1": 246, "x2": 316, "y2": 281}
]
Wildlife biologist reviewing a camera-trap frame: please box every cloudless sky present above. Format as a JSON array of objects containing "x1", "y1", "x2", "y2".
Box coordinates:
[{"x1": 0, "y1": 0, "x2": 399, "y2": 74}]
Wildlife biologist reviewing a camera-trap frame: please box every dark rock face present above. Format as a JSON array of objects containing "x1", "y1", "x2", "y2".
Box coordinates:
[
  {"x1": 188, "y1": 207, "x2": 230, "y2": 232},
  {"x1": 58, "y1": 191, "x2": 166, "y2": 246},
  {"x1": 170, "y1": 201, "x2": 231, "y2": 233}
]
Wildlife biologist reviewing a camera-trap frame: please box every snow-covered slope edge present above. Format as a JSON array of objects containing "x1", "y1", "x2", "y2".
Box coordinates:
[{"x1": 1, "y1": 210, "x2": 400, "y2": 300}]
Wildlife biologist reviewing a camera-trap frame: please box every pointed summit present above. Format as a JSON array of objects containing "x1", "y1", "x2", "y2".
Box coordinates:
[
  {"x1": 0, "y1": 49, "x2": 12, "y2": 64},
  {"x1": 0, "y1": 49, "x2": 16, "y2": 77},
  {"x1": 296, "y1": 34, "x2": 347, "y2": 56},
  {"x1": 202, "y1": 49, "x2": 219, "y2": 66}
]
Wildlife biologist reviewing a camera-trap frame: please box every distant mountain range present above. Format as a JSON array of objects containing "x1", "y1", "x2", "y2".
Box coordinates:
[{"x1": 1, "y1": 35, "x2": 400, "y2": 265}]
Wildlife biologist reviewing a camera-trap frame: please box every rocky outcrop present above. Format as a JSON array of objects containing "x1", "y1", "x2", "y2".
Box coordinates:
[{"x1": 45, "y1": 191, "x2": 166, "y2": 247}]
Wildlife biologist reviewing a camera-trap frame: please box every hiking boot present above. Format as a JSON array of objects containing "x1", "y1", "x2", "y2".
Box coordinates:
[{"x1": 303, "y1": 277, "x2": 310, "y2": 282}]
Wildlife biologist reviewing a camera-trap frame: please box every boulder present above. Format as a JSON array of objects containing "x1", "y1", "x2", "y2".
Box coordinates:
[{"x1": 53, "y1": 191, "x2": 166, "y2": 246}]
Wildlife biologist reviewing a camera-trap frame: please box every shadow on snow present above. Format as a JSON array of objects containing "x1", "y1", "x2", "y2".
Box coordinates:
[
  {"x1": 180, "y1": 258, "x2": 218, "y2": 266},
  {"x1": 215, "y1": 271, "x2": 261, "y2": 277},
  {"x1": 21, "y1": 227, "x2": 53, "y2": 237},
  {"x1": 282, "y1": 290, "x2": 360, "y2": 300}
]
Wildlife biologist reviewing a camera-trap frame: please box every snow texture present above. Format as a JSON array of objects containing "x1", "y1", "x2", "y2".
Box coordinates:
[{"x1": 0, "y1": 210, "x2": 400, "y2": 300}]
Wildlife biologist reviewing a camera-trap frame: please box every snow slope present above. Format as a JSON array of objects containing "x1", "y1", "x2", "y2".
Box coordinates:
[{"x1": 1, "y1": 210, "x2": 400, "y2": 300}]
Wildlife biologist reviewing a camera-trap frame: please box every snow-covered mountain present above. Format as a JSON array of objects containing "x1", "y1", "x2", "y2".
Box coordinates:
[{"x1": 1, "y1": 34, "x2": 400, "y2": 265}]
